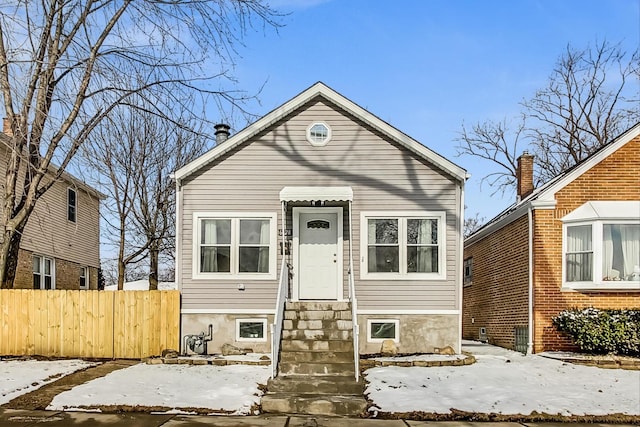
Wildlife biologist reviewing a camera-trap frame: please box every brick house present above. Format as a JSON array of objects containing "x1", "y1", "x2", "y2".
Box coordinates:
[
  {"x1": 463, "y1": 123, "x2": 640, "y2": 353},
  {"x1": 1, "y1": 119, "x2": 104, "y2": 290}
]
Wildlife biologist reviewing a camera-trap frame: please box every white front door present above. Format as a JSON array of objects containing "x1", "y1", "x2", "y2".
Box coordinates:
[{"x1": 294, "y1": 207, "x2": 343, "y2": 300}]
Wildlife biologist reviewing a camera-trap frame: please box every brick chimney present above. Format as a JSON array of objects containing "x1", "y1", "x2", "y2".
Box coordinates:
[
  {"x1": 3, "y1": 117, "x2": 12, "y2": 137},
  {"x1": 214, "y1": 123, "x2": 230, "y2": 145},
  {"x1": 516, "y1": 151, "x2": 534, "y2": 200}
]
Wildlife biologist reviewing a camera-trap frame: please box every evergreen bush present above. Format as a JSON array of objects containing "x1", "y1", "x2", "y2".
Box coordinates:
[{"x1": 552, "y1": 308, "x2": 640, "y2": 356}]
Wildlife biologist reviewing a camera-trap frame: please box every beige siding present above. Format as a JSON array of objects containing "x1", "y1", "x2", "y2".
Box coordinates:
[
  {"x1": 180, "y1": 99, "x2": 461, "y2": 311},
  {"x1": 0, "y1": 143, "x2": 101, "y2": 268}
]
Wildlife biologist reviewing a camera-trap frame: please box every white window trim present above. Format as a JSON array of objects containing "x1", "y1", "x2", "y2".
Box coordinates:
[
  {"x1": 360, "y1": 211, "x2": 446, "y2": 280},
  {"x1": 306, "y1": 122, "x2": 332, "y2": 146},
  {"x1": 67, "y1": 187, "x2": 77, "y2": 223},
  {"x1": 192, "y1": 212, "x2": 278, "y2": 280},
  {"x1": 79, "y1": 266, "x2": 89, "y2": 290},
  {"x1": 562, "y1": 219, "x2": 640, "y2": 291},
  {"x1": 33, "y1": 255, "x2": 55, "y2": 290},
  {"x1": 367, "y1": 319, "x2": 399, "y2": 343},
  {"x1": 235, "y1": 318, "x2": 268, "y2": 342}
]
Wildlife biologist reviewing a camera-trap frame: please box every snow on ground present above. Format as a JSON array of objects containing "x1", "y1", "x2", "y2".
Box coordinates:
[
  {"x1": 47, "y1": 363, "x2": 271, "y2": 415},
  {"x1": 104, "y1": 279, "x2": 176, "y2": 291},
  {"x1": 365, "y1": 340, "x2": 640, "y2": 416},
  {"x1": 0, "y1": 359, "x2": 96, "y2": 405},
  {"x1": 3, "y1": 342, "x2": 639, "y2": 417}
]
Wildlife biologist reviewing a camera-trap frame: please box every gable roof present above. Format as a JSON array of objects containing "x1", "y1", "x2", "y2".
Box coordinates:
[
  {"x1": 174, "y1": 82, "x2": 468, "y2": 183},
  {"x1": 0, "y1": 133, "x2": 106, "y2": 200},
  {"x1": 466, "y1": 122, "x2": 640, "y2": 245}
]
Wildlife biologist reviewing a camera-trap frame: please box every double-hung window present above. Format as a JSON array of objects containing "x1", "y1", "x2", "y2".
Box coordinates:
[
  {"x1": 194, "y1": 212, "x2": 277, "y2": 279},
  {"x1": 67, "y1": 188, "x2": 77, "y2": 223},
  {"x1": 33, "y1": 255, "x2": 55, "y2": 289},
  {"x1": 361, "y1": 211, "x2": 446, "y2": 280},
  {"x1": 79, "y1": 266, "x2": 89, "y2": 290},
  {"x1": 562, "y1": 201, "x2": 640, "y2": 290}
]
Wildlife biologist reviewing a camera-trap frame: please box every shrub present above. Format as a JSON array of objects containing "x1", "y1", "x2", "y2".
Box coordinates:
[{"x1": 552, "y1": 308, "x2": 640, "y2": 356}]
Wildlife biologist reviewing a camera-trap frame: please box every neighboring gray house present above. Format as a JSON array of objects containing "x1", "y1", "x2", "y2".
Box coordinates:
[{"x1": 174, "y1": 83, "x2": 467, "y2": 367}]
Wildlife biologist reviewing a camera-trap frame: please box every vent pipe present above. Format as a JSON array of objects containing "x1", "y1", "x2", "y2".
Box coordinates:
[{"x1": 214, "y1": 123, "x2": 231, "y2": 145}]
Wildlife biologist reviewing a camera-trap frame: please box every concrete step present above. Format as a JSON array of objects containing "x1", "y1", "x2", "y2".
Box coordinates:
[
  {"x1": 281, "y1": 339, "x2": 353, "y2": 352},
  {"x1": 279, "y1": 350, "x2": 353, "y2": 363},
  {"x1": 279, "y1": 361, "x2": 355, "y2": 376},
  {"x1": 283, "y1": 310, "x2": 352, "y2": 321},
  {"x1": 282, "y1": 329, "x2": 352, "y2": 341},
  {"x1": 282, "y1": 318, "x2": 353, "y2": 331},
  {"x1": 266, "y1": 375, "x2": 363, "y2": 394},
  {"x1": 285, "y1": 301, "x2": 351, "y2": 311},
  {"x1": 261, "y1": 393, "x2": 368, "y2": 416}
]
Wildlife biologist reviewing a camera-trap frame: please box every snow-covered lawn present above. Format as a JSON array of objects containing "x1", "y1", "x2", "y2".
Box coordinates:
[
  {"x1": 0, "y1": 359, "x2": 96, "y2": 405},
  {"x1": 3, "y1": 342, "x2": 639, "y2": 418},
  {"x1": 47, "y1": 363, "x2": 270, "y2": 415},
  {"x1": 365, "y1": 341, "x2": 640, "y2": 416}
]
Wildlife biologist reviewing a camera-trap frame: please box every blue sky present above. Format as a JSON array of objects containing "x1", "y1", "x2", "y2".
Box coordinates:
[{"x1": 224, "y1": 0, "x2": 639, "y2": 221}]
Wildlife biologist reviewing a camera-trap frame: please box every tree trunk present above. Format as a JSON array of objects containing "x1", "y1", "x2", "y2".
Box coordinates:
[
  {"x1": 149, "y1": 244, "x2": 159, "y2": 291},
  {"x1": 0, "y1": 226, "x2": 26, "y2": 289},
  {"x1": 117, "y1": 259, "x2": 126, "y2": 291}
]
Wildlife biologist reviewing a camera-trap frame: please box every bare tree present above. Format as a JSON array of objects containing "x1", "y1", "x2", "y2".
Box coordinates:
[
  {"x1": 0, "y1": 1, "x2": 279, "y2": 288},
  {"x1": 464, "y1": 210, "x2": 485, "y2": 238},
  {"x1": 128, "y1": 106, "x2": 208, "y2": 290},
  {"x1": 457, "y1": 40, "x2": 639, "y2": 193},
  {"x1": 457, "y1": 118, "x2": 527, "y2": 195},
  {"x1": 83, "y1": 98, "x2": 208, "y2": 290}
]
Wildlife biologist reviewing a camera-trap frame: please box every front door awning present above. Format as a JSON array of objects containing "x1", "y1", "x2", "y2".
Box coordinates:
[{"x1": 279, "y1": 186, "x2": 353, "y2": 202}]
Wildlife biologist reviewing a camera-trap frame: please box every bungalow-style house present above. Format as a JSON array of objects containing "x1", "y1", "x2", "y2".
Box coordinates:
[
  {"x1": 463, "y1": 123, "x2": 640, "y2": 354},
  {"x1": 174, "y1": 83, "x2": 467, "y2": 368},
  {"x1": 0, "y1": 119, "x2": 103, "y2": 290}
]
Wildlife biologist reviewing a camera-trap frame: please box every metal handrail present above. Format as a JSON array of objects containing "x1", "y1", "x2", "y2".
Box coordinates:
[
  {"x1": 271, "y1": 259, "x2": 288, "y2": 378},
  {"x1": 348, "y1": 200, "x2": 359, "y2": 381}
]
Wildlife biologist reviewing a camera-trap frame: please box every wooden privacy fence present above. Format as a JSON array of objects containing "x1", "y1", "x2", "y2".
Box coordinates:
[{"x1": 0, "y1": 290, "x2": 180, "y2": 359}]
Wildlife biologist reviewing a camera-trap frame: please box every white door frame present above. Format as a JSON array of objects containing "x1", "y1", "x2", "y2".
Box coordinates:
[{"x1": 292, "y1": 206, "x2": 344, "y2": 301}]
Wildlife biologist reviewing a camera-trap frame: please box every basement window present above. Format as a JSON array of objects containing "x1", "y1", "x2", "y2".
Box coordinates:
[
  {"x1": 367, "y1": 319, "x2": 399, "y2": 343},
  {"x1": 236, "y1": 319, "x2": 267, "y2": 342}
]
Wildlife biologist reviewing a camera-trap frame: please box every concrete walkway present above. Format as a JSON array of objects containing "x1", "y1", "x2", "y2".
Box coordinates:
[{"x1": 0, "y1": 409, "x2": 637, "y2": 427}]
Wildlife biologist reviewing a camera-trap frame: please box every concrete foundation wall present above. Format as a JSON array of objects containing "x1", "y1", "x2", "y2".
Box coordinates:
[
  {"x1": 181, "y1": 313, "x2": 274, "y2": 354},
  {"x1": 181, "y1": 313, "x2": 459, "y2": 356},
  {"x1": 357, "y1": 314, "x2": 459, "y2": 355}
]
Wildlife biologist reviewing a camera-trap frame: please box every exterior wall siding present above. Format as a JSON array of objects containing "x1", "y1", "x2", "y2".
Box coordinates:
[
  {"x1": 532, "y1": 135, "x2": 640, "y2": 352},
  {"x1": 0, "y1": 142, "x2": 102, "y2": 274},
  {"x1": 462, "y1": 215, "x2": 530, "y2": 350},
  {"x1": 180, "y1": 99, "x2": 461, "y2": 313}
]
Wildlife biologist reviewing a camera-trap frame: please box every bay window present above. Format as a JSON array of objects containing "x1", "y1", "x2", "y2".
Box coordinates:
[
  {"x1": 194, "y1": 213, "x2": 277, "y2": 279},
  {"x1": 361, "y1": 211, "x2": 446, "y2": 280},
  {"x1": 562, "y1": 201, "x2": 640, "y2": 290}
]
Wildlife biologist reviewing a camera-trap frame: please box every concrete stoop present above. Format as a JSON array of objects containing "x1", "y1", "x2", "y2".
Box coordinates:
[
  {"x1": 261, "y1": 375, "x2": 367, "y2": 416},
  {"x1": 262, "y1": 301, "x2": 368, "y2": 417}
]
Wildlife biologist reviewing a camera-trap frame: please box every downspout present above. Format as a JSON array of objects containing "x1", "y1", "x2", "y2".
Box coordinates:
[
  {"x1": 527, "y1": 206, "x2": 534, "y2": 355},
  {"x1": 457, "y1": 179, "x2": 466, "y2": 354}
]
